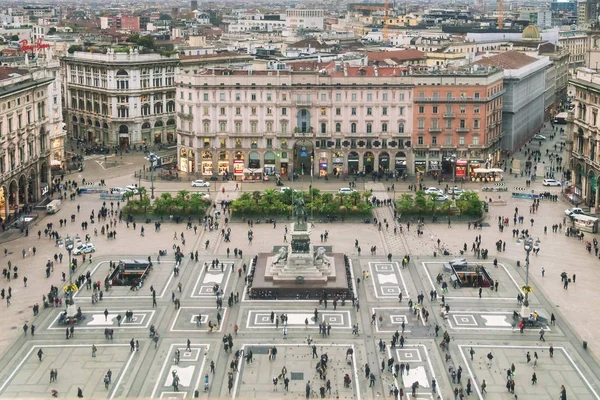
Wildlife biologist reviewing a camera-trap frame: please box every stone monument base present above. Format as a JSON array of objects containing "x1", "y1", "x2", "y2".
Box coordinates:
[{"x1": 250, "y1": 250, "x2": 349, "y2": 299}]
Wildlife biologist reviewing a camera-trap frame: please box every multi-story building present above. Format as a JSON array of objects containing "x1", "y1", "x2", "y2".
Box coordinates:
[
  {"x1": 567, "y1": 67, "x2": 600, "y2": 208},
  {"x1": 176, "y1": 63, "x2": 415, "y2": 179},
  {"x1": 175, "y1": 62, "x2": 507, "y2": 180},
  {"x1": 286, "y1": 9, "x2": 324, "y2": 31},
  {"x1": 475, "y1": 51, "x2": 550, "y2": 152},
  {"x1": 0, "y1": 67, "x2": 54, "y2": 220},
  {"x1": 559, "y1": 29, "x2": 588, "y2": 68},
  {"x1": 100, "y1": 15, "x2": 140, "y2": 32},
  {"x1": 62, "y1": 49, "x2": 179, "y2": 148},
  {"x1": 411, "y1": 68, "x2": 505, "y2": 177}
]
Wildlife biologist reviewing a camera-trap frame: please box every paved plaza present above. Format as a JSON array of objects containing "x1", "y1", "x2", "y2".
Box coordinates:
[{"x1": 0, "y1": 126, "x2": 598, "y2": 399}]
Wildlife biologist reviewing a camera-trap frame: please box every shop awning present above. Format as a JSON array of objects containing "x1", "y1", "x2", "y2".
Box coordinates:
[
  {"x1": 243, "y1": 168, "x2": 262, "y2": 174},
  {"x1": 473, "y1": 168, "x2": 490, "y2": 174},
  {"x1": 488, "y1": 168, "x2": 503, "y2": 173}
]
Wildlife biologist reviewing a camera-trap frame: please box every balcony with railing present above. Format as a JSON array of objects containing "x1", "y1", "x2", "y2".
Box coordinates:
[
  {"x1": 443, "y1": 113, "x2": 456, "y2": 119},
  {"x1": 429, "y1": 127, "x2": 442, "y2": 133},
  {"x1": 293, "y1": 100, "x2": 313, "y2": 107},
  {"x1": 456, "y1": 127, "x2": 470, "y2": 133}
]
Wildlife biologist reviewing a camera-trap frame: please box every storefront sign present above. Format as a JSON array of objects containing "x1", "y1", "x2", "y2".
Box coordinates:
[
  {"x1": 333, "y1": 157, "x2": 344, "y2": 164},
  {"x1": 234, "y1": 160, "x2": 244, "y2": 176},
  {"x1": 19, "y1": 38, "x2": 50, "y2": 52}
]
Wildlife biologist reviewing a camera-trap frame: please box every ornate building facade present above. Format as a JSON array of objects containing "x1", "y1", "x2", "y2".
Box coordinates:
[
  {"x1": 62, "y1": 49, "x2": 179, "y2": 148},
  {"x1": 0, "y1": 67, "x2": 54, "y2": 220},
  {"x1": 176, "y1": 63, "x2": 505, "y2": 180}
]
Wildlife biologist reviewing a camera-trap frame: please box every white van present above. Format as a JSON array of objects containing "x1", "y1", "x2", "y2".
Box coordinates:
[{"x1": 46, "y1": 199, "x2": 62, "y2": 214}]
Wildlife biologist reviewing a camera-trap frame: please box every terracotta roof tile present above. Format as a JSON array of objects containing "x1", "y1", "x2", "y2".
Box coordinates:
[{"x1": 473, "y1": 50, "x2": 539, "y2": 69}]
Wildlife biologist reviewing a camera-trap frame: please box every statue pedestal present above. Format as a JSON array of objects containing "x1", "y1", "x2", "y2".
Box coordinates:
[{"x1": 265, "y1": 223, "x2": 335, "y2": 283}]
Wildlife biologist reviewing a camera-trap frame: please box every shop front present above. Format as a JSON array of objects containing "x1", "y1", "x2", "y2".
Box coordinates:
[
  {"x1": 395, "y1": 152, "x2": 407, "y2": 174},
  {"x1": 415, "y1": 160, "x2": 426, "y2": 174},
  {"x1": 428, "y1": 160, "x2": 440, "y2": 179},
  {"x1": 280, "y1": 151, "x2": 289, "y2": 176},
  {"x1": 201, "y1": 151, "x2": 213, "y2": 176},
  {"x1": 468, "y1": 160, "x2": 484, "y2": 177},
  {"x1": 179, "y1": 148, "x2": 196, "y2": 173},
  {"x1": 378, "y1": 152, "x2": 390, "y2": 174},
  {"x1": 318, "y1": 156, "x2": 328, "y2": 177},
  {"x1": 332, "y1": 152, "x2": 344, "y2": 177},
  {"x1": 264, "y1": 151, "x2": 276, "y2": 176},
  {"x1": 249, "y1": 151, "x2": 260, "y2": 169},
  {"x1": 456, "y1": 160, "x2": 467, "y2": 179},
  {"x1": 218, "y1": 151, "x2": 229, "y2": 177},
  {"x1": 233, "y1": 151, "x2": 245, "y2": 180},
  {"x1": 348, "y1": 152, "x2": 359, "y2": 175},
  {"x1": 363, "y1": 152, "x2": 375, "y2": 174}
]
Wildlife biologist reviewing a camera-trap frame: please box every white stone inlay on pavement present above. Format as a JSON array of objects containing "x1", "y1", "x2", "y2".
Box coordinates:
[
  {"x1": 403, "y1": 366, "x2": 429, "y2": 388},
  {"x1": 164, "y1": 365, "x2": 195, "y2": 387},
  {"x1": 378, "y1": 274, "x2": 398, "y2": 285},
  {"x1": 481, "y1": 315, "x2": 511, "y2": 327},
  {"x1": 203, "y1": 273, "x2": 224, "y2": 284},
  {"x1": 88, "y1": 314, "x2": 117, "y2": 325}
]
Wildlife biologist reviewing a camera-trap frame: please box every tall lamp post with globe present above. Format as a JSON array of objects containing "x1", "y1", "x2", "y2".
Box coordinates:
[
  {"x1": 65, "y1": 235, "x2": 74, "y2": 305},
  {"x1": 521, "y1": 237, "x2": 534, "y2": 317}
]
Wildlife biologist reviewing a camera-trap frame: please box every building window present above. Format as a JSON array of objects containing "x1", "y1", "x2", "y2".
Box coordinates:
[
  {"x1": 351, "y1": 93, "x2": 357, "y2": 101},
  {"x1": 418, "y1": 106, "x2": 424, "y2": 114},
  {"x1": 321, "y1": 108, "x2": 326, "y2": 116},
  {"x1": 382, "y1": 107, "x2": 388, "y2": 115},
  {"x1": 382, "y1": 122, "x2": 388, "y2": 132},
  {"x1": 399, "y1": 107, "x2": 405, "y2": 116},
  {"x1": 366, "y1": 123, "x2": 372, "y2": 133},
  {"x1": 267, "y1": 138, "x2": 273, "y2": 148},
  {"x1": 235, "y1": 122, "x2": 242, "y2": 134},
  {"x1": 432, "y1": 136, "x2": 437, "y2": 145},
  {"x1": 282, "y1": 108, "x2": 287, "y2": 115},
  {"x1": 367, "y1": 93, "x2": 372, "y2": 101},
  {"x1": 251, "y1": 94, "x2": 256, "y2": 101},
  {"x1": 460, "y1": 119, "x2": 466, "y2": 128},
  {"x1": 445, "y1": 135, "x2": 451, "y2": 145},
  {"x1": 473, "y1": 136, "x2": 479, "y2": 145},
  {"x1": 336, "y1": 108, "x2": 341, "y2": 116},
  {"x1": 336, "y1": 93, "x2": 341, "y2": 101},
  {"x1": 474, "y1": 119, "x2": 480, "y2": 129},
  {"x1": 219, "y1": 122, "x2": 226, "y2": 132},
  {"x1": 367, "y1": 108, "x2": 372, "y2": 116},
  {"x1": 321, "y1": 123, "x2": 326, "y2": 134},
  {"x1": 251, "y1": 107, "x2": 257, "y2": 115},
  {"x1": 474, "y1": 106, "x2": 480, "y2": 114},
  {"x1": 220, "y1": 107, "x2": 226, "y2": 116},
  {"x1": 459, "y1": 136, "x2": 465, "y2": 145},
  {"x1": 321, "y1": 93, "x2": 327, "y2": 101},
  {"x1": 236, "y1": 107, "x2": 241, "y2": 116},
  {"x1": 267, "y1": 107, "x2": 273, "y2": 115},
  {"x1": 335, "y1": 123, "x2": 341, "y2": 132},
  {"x1": 382, "y1": 93, "x2": 388, "y2": 101},
  {"x1": 203, "y1": 122, "x2": 210, "y2": 133},
  {"x1": 432, "y1": 106, "x2": 438, "y2": 114},
  {"x1": 267, "y1": 93, "x2": 272, "y2": 101},
  {"x1": 266, "y1": 122, "x2": 273, "y2": 132},
  {"x1": 351, "y1": 108, "x2": 357, "y2": 116},
  {"x1": 399, "y1": 93, "x2": 405, "y2": 101},
  {"x1": 281, "y1": 121, "x2": 288, "y2": 134},
  {"x1": 251, "y1": 122, "x2": 257, "y2": 134},
  {"x1": 418, "y1": 136, "x2": 423, "y2": 145},
  {"x1": 203, "y1": 93, "x2": 209, "y2": 101},
  {"x1": 418, "y1": 119, "x2": 424, "y2": 129},
  {"x1": 398, "y1": 123, "x2": 404, "y2": 133},
  {"x1": 351, "y1": 123, "x2": 356, "y2": 133}
]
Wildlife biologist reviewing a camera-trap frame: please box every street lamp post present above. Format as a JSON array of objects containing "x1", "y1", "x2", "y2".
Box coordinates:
[
  {"x1": 65, "y1": 235, "x2": 74, "y2": 305},
  {"x1": 450, "y1": 153, "x2": 457, "y2": 207},
  {"x1": 522, "y1": 237, "x2": 533, "y2": 316}
]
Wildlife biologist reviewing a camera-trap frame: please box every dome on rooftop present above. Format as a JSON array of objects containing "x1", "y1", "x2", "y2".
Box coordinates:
[{"x1": 522, "y1": 25, "x2": 541, "y2": 41}]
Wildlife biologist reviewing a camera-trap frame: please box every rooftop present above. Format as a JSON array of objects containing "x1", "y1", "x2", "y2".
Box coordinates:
[
  {"x1": 366, "y1": 49, "x2": 426, "y2": 64},
  {"x1": 473, "y1": 51, "x2": 540, "y2": 69},
  {"x1": 0, "y1": 67, "x2": 28, "y2": 82}
]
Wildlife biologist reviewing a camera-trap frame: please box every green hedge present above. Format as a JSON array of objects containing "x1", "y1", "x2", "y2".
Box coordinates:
[
  {"x1": 396, "y1": 190, "x2": 483, "y2": 217},
  {"x1": 230, "y1": 189, "x2": 373, "y2": 217},
  {"x1": 123, "y1": 190, "x2": 210, "y2": 216}
]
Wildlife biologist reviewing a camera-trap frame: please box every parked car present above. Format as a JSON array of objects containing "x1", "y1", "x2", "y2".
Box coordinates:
[
  {"x1": 424, "y1": 187, "x2": 444, "y2": 196},
  {"x1": 533, "y1": 134, "x2": 547, "y2": 140},
  {"x1": 125, "y1": 185, "x2": 139, "y2": 194},
  {"x1": 191, "y1": 180, "x2": 210, "y2": 187},
  {"x1": 564, "y1": 208, "x2": 585, "y2": 217},
  {"x1": 542, "y1": 179, "x2": 561, "y2": 187},
  {"x1": 73, "y1": 243, "x2": 96, "y2": 255},
  {"x1": 338, "y1": 188, "x2": 355, "y2": 194}
]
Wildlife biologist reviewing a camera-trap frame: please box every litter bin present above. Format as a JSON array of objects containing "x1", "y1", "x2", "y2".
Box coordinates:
[
  {"x1": 517, "y1": 261, "x2": 521, "y2": 267},
  {"x1": 583, "y1": 341, "x2": 588, "y2": 350}
]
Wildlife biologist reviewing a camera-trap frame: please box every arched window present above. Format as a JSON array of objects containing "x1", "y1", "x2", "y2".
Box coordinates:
[
  {"x1": 382, "y1": 123, "x2": 388, "y2": 132},
  {"x1": 398, "y1": 123, "x2": 405, "y2": 134},
  {"x1": 335, "y1": 123, "x2": 341, "y2": 132},
  {"x1": 351, "y1": 123, "x2": 356, "y2": 133}
]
